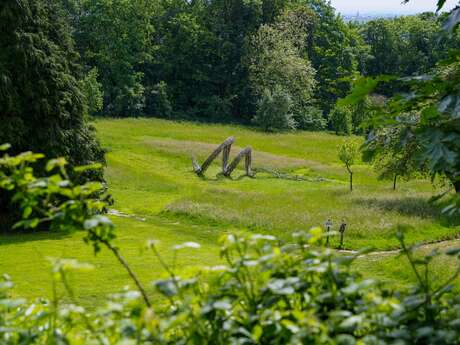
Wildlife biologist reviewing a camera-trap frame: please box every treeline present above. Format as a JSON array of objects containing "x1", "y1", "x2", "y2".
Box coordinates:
[{"x1": 60, "y1": 0, "x2": 460, "y2": 131}]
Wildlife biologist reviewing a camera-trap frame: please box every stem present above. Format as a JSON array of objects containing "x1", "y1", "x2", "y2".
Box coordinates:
[
  {"x1": 149, "y1": 244, "x2": 184, "y2": 300},
  {"x1": 401, "y1": 240, "x2": 425, "y2": 290},
  {"x1": 101, "y1": 239, "x2": 151, "y2": 307},
  {"x1": 346, "y1": 164, "x2": 353, "y2": 192},
  {"x1": 60, "y1": 270, "x2": 106, "y2": 343},
  {"x1": 393, "y1": 174, "x2": 397, "y2": 191},
  {"x1": 350, "y1": 172, "x2": 353, "y2": 192}
]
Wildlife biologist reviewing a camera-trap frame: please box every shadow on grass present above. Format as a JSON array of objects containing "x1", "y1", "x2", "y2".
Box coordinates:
[
  {"x1": 354, "y1": 196, "x2": 459, "y2": 226},
  {"x1": 0, "y1": 230, "x2": 72, "y2": 246}
]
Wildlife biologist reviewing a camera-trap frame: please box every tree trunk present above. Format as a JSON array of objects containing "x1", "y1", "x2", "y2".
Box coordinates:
[
  {"x1": 455, "y1": 180, "x2": 460, "y2": 194},
  {"x1": 448, "y1": 173, "x2": 460, "y2": 194},
  {"x1": 393, "y1": 175, "x2": 398, "y2": 191},
  {"x1": 350, "y1": 172, "x2": 353, "y2": 192}
]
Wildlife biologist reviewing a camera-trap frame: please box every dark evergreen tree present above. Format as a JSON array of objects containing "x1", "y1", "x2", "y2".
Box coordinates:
[{"x1": 0, "y1": 0, "x2": 105, "y2": 226}]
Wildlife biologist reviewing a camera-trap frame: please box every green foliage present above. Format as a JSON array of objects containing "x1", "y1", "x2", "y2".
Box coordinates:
[
  {"x1": 330, "y1": 106, "x2": 353, "y2": 135},
  {"x1": 2, "y1": 149, "x2": 460, "y2": 344},
  {"x1": 69, "y1": 0, "x2": 155, "y2": 116},
  {"x1": 363, "y1": 119, "x2": 424, "y2": 190},
  {"x1": 295, "y1": 106, "x2": 327, "y2": 131},
  {"x1": 350, "y1": 96, "x2": 372, "y2": 134},
  {"x1": 354, "y1": 56, "x2": 460, "y2": 199},
  {"x1": 60, "y1": 0, "x2": 371, "y2": 121},
  {"x1": 305, "y1": 0, "x2": 367, "y2": 112},
  {"x1": 338, "y1": 140, "x2": 359, "y2": 170},
  {"x1": 253, "y1": 87, "x2": 296, "y2": 132},
  {"x1": 0, "y1": 145, "x2": 108, "y2": 235},
  {"x1": 343, "y1": 1, "x2": 460, "y2": 215},
  {"x1": 361, "y1": 14, "x2": 459, "y2": 77},
  {"x1": 0, "y1": 0, "x2": 105, "y2": 225},
  {"x1": 246, "y1": 17, "x2": 316, "y2": 131},
  {"x1": 0, "y1": 0, "x2": 104, "y2": 165},
  {"x1": 79, "y1": 68, "x2": 104, "y2": 116},
  {"x1": 338, "y1": 140, "x2": 359, "y2": 191},
  {"x1": 146, "y1": 81, "x2": 173, "y2": 118}
]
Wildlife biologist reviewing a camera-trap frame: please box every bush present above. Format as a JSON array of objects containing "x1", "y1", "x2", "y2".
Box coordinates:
[
  {"x1": 295, "y1": 106, "x2": 327, "y2": 131},
  {"x1": 146, "y1": 81, "x2": 173, "y2": 118},
  {"x1": 253, "y1": 87, "x2": 296, "y2": 132},
  {"x1": 80, "y1": 68, "x2": 104, "y2": 116},
  {"x1": 2, "y1": 147, "x2": 460, "y2": 344},
  {"x1": 330, "y1": 106, "x2": 353, "y2": 135},
  {"x1": 351, "y1": 97, "x2": 372, "y2": 134}
]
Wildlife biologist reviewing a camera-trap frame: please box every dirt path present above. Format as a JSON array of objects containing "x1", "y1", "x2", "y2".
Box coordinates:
[{"x1": 339, "y1": 237, "x2": 460, "y2": 257}]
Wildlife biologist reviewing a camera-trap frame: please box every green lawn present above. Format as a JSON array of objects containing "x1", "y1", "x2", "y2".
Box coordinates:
[{"x1": 1, "y1": 117, "x2": 459, "y2": 306}]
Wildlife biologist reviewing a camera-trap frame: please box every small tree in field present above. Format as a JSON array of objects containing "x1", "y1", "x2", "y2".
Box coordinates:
[{"x1": 338, "y1": 140, "x2": 359, "y2": 191}]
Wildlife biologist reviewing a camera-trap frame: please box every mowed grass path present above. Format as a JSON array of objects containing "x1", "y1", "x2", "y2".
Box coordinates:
[{"x1": 1, "y1": 118, "x2": 459, "y2": 305}]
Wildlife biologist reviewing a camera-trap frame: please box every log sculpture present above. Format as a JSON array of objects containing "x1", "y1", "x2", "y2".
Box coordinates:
[{"x1": 192, "y1": 137, "x2": 253, "y2": 177}]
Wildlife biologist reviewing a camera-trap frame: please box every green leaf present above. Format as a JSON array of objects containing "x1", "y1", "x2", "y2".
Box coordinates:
[{"x1": 0, "y1": 144, "x2": 11, "y2": 151}]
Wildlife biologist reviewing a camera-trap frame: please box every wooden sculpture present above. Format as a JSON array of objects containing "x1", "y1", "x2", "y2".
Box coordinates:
[{"x1": 192, "y1": 137, "x2": 253, "y2": 177}]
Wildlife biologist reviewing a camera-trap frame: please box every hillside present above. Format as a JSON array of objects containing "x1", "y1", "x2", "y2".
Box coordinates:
[{"x1": 1, "y1": 118, "x2": 459, "y2": 306}]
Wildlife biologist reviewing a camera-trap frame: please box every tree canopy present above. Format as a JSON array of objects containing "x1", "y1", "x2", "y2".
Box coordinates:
[{"x1": 0, "y1": 0, "x2": 105, "y2": 225}]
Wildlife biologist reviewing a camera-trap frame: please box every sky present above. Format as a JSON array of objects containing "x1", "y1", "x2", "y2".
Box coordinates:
[{"x1": 331, "y1": 0, "x2": 459, "y2": 15}]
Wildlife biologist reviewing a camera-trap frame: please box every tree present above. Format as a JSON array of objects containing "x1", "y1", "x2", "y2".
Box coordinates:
[
  {"x1": 367, "y1": 125, "x2": 422, "y2": 190},
  {"x1": 304, "y1": 0, "x2": 367, "y2": 113},
  {"x1": 146, "y1": 81, "x2": 173, "y2": 118},
  {"x1": 361, "y1": 14, "x2": 455, "y2": 77},
  {"x1": 338, "y1": 140, "x2": 359, "y2": 191},
  {"x1": 79, "y1": 68, "x2": 104, "y2": 116},
  {"x1": 246, "y1": 16, "x2": 316, "y2": 131},
  {"x1": 0, "y1": 0, "x2": 104, "y2": 166},
  {"x1": 350, "y1": 96, "x2": 373, "y2": 134},
  {"x1": 330, "y1": 106, "x2": 353, "y2": 135},
  {"x1": 253, "y1": 87, "x2": 295, "y2": 132},
  {"x1": 0, "y1": 0, "x2": 105, "y2": 225},
  {"x1": 70, "y1": 0, "x2": 155, "y2": 116},
  {"x1": 295, "y1": 106, "x2": 327, "y2": 131}
]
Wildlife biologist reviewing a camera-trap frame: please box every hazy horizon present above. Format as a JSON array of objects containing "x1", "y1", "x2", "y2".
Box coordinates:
[{"x1": 331, "y1": 0, "x2": 458, "y2": 15}]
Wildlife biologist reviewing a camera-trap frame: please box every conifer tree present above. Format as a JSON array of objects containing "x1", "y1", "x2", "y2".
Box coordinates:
[
  {"x1": 0, "y1": 0, "x2": 104, "y2": 167},
  {"x1": 0, "y1": 0, "x2": 105, "y2": 226}
]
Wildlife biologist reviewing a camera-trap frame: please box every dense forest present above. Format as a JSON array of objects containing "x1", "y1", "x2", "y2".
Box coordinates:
[{"x1": 56, "y1": 0, "x2": 459, "y2": 133}]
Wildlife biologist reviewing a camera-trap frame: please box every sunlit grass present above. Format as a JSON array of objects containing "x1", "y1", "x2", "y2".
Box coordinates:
[{"x1": 1, "y1": 117, "x2": 459, "y2": 305}]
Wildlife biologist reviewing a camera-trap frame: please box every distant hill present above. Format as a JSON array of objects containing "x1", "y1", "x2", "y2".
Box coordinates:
[{"x1": 342, "y1": 12, "x2": 402, "y2": 22}]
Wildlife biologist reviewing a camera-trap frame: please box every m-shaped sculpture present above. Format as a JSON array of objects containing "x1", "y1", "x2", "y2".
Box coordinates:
[{"x1": 192, "y1": 137, "x2": 253, "y2": 177}]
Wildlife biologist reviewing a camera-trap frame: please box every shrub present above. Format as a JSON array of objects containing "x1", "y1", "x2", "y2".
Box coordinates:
[
  {"x1": 253, "y1": 87, "x2": 296, "y2": 132},
  {"x1": 295, "y1": 106, "x2": 327, "y2": 131},
  {"x1": 146, "y1": 81, "x2": 173, "y2": 118},
  {"x1": 351, "y1": 96, "x2": 372, "y2": 134},
  {"x1": 80, "y1": 67, "x2": 104, "y2": 116},
  {"x1": 330, "y1": 106, "x2": 353, "y2": 135}
]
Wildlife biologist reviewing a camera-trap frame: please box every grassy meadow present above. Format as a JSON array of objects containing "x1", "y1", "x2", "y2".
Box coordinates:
[{"x1": 1, "y1": 117, "x2": 459, "y2": 306}]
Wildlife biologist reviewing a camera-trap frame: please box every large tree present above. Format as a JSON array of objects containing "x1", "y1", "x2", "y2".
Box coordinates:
[
  {"x1": 361, "y1": 14, "x2": 455, "y2": 77},
  {"x1": 67, "y1": 0, "x2": 156, "y2": 116},
  {"x1": 246, "y1": 12, "x2": 317, "y2": 130},
  {"x1": 0, "y1": 0, "x2": 105, "y2": 224}
]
